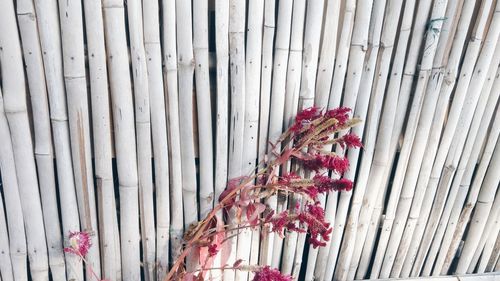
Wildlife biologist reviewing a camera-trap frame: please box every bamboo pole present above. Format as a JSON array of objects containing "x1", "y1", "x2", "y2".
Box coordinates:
[
  {"x1": 257, "y1": 0, "x2": 275, "y2": 165},
  {"x1": 261, "y1": 0, "x2": 293, "y2": 268},
  {"x1": 102, "y1": 1, "x2": 141, "y2": 279},
  {"x1": 484, "y1": 229, "x2": 500, "y2": 272},
  {"x1": 193, "y1": 0, "x2": 214, "y2": 220},
  {"x1": 143, "y1": 0, "x2": 170, "y2": 279},
  {"x1": 398, "y1": 0, "x2": 481, "y2": 276},
  {"x1": 425, "y1": 38, "x2": 500, "y2": 277},
  {"x1": 300, "y1": 1, "x2": 327, "y2": 279},
  {"x1": 16, "y1": 0, "x2": 68, "y2": 279},
  {"x1": 57, "y1": 0, "x2": 102, "y2": 277},
  {"x1": 314, "y1": 0, "x2": 341, "y2": 109},
  {"x1": 82, "y1": 0, "x2": 118, "y2": 278},
  {"x1": 214, "y1": 0, "x2": 229, "y2": 275},
  {"x1": 238, "y1": 1, "x2": 264, "y2": 279},
  {"x1": 0, "y1": 193, "x2": 13, "y2": 281},
  {"x1": 161, "y1": 0, "x2": 184, "y2": 267},
  {"x1": 0, "y1": 89, "x2": 27, "y2": 281},
  {"x1": 326, "y1": 0, "x2": 356, "y2": 109},
  {"x1": 280, "y1": 0, "x2": 307, "y2": 275},
  {"x1": 0, "y1": 1, "x2": 49, "y2": 280},
  {"x1": 176, "y1": 0, "x2": 199, "y2": 271},
  {"x1": 472, "y1": 198, "x2": 500, "y2": 273},
  {"x1": 411, "y1": 3, "x2": 500, "y2": 274},
  {"x1": 455, "y1": 141, "x2": 500, "y2": 274},
  {"x1": 127, "y1": 1, "x2": 156, "y2": 279},
  {"x1": 32, "y1": 0, "x2": 83, "y2": 278}
]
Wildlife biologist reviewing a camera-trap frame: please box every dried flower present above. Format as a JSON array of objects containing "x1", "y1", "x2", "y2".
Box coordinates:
[
  {"x1": 298, "y1": 203, "x2": 332, "y2": 248},
  {"x1": 208, "y1": 244, "x2": 219, "y2": 257},
  {"x1": 337, "y1": 133, "x2": 363, "y2": 149},
  {"x1": 64, "y1": 231, "x2": 92, "y2": 257},
  {"x1": 252, "y1": 266, "x2": 293, "y2": 281},
  {"x1": 325, "y1": 107, "x2": 351, "y2": 126}
]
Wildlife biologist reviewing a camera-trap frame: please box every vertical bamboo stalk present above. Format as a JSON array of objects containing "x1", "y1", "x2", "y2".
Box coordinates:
[
  {"x1": 102, "y1": 0, "x2": 141, "y2": 279},
  {"x1": 261, "y1": 0, "x2": 293, "y2": 268},
  {"x1": 176, "y1": 0, "x2": 199, "y2": 271},
  {"x1": 143, "y1": 0, "x2": 170, "y2": 279},
  {"x1": 82, "y1": 0, "x2": 118, "y2": 278},
  {"x1": 0, "y1": 192, "x2": 14, "y2": 281},
  {"x1": 32, "y1": 0, "x2": 83, "y2": 278},
  {"x1": 57, "y1": 0, "x2": 102, "y2": 277},
  {"x1": 281, "y1": 0, "x2": 307, "y2": 274},
  {"x1": 314, "y1": 0, "x2": 341, "y2": 108},
  {"x1": 127, "y1": 1, "x2": 156, "y2": 279},
  {"x1": 472, "y1": 198, "x2": 500, "y2": 273},
  {"x1": 161, "y1": 0, "x2": 184, "y2": 267},
  {"x1": 257, "y1": 0, "x2": 276, "y2": 165},
  {"x1": 0, "y1": 1, "x2": 49, "y2": 280},
  {"x1": 0, "y1": 89, "x2": 27, "y2": 281},
  {"x1": 214, "y1": 0, "x2": 229, "y2": 276},
  {"x1": 239, "y1": 1, "x2": 264, "y2": 279},
  {"x1": 193, "y1": 0, "x2": 214, "y2": 220},
  {"x1": 16, "y1": 0, "x2": 67, "y2": 279},
  {"x1": 256, "y1": 0, "x2": 276, "y2": 267}
]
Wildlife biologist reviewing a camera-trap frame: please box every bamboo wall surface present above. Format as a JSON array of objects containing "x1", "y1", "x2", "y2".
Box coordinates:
[{"x1": 0, "y1": 0, "x2": 499, "y2": 280}]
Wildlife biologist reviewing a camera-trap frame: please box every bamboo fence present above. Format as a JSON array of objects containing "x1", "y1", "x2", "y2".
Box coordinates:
[{"x1": 0, "y1": 0, "x2": 499, "y2": 280}]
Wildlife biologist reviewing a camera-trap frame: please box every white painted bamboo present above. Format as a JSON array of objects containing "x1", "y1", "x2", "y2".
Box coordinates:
[
  {"x1": 143, "y1": 1, "x2": 169, "y2": 279},
  {"x1": 16, "y1": 0, "x2": 67, "y2": 279},
  {"x1": 127, "y1": 1, "x2": 156, "y2": 279},
  {"x1": 0, "y1": 193, "x2": 13, "y2": 281},
  {"x1": 425, "y1": 39, "x2": 500, "y2": 277},
  {"x1": 214, "y1": 0, "x2": 229, "y2": 204},
  {"x1": 58, "y1": 0, "x2": 102, "y2": 277},
  {"x1": 314, "y1": 0, "x2": 341, "y2": 108},
  {"x1": 472, "y1": 199, "x2": 500, "y2": 273},
  {"x1": 226, "y1": 0, "x2": 246, "y2": 277},
  {"x1": 213, "y1": 1, "x2": 230, "y2": 274},
  {"x1": 300, "y1": 1, "x2": 326, "y2": 279},
  {"x1": 281, "y1": 0, "x2": 307, "y2": 274},
  {"x1": 371, "y1": 0, "x2": 456, "y2": 278},
  {"x1": 438, "y1": 104, "x2": 500, "y2": 275},
  {"x1": 356, "y1": 167, "x2": 392, "y2": 278},
  {"x1": 256, "y1": 0, "x2": 274, "y2": 271},
  {"x1": 239, "y1": 1, "x2": 264, "y2": 278},
  {"x1": 176, "y1": 0, "x2": 199, "y2": 271},
  {"x1": 0, "y1": 1, "x2": 49, "y2": 280},
  {"x1": 161, "y1": 0, "x2": 184, "y2": 267},
  {"x1": 398, "y1": 0, "x2": 481, "y2": 276},
  {"x1": 32, "y1": 0, "x2": 83, "y2": 278},
  {"x1": 326, "y1": 0, "x2": 355, "y2": 109},
  {"x1": 193, "y1": 0, "x2": 214, "y2": 220},
  {"x1": 257, "y1": 0, "x2": 275, "y2": 165},
  {"x1": 485, "y1": 231, "x2": 500, "y2": 272},
  {"x1": 0, "y1": 89, "x2": 27, "y2": 281},
  {"x1": 455, "y1": 142, "x2": 500, "y2": 273},
  {"x1": 83, "y1": 0, "x2": 118, "y2": 279},
  {"x1": 411, "y1": 3, "x2": 500, "y2": 274},
  {"x1": 262, "y1": 0, "x2": 293, "y2": 269},
  {"x1": 102, "y1": 1, "x2": 141, "y2": 279},
  {"x1": 340, "y1": 0, "x2": 386, "y2": 278}
]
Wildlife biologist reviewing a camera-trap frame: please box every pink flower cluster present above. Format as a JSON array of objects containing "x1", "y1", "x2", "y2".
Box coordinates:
[
  {"x1": 252, "y1": 266, "x2": 293, "y2": 281},
  {"x1": 64, "y1": 231, "x2": 92, "y2": 257}
]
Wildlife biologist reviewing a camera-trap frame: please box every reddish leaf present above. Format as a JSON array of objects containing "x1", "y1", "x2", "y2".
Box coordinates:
[
  {"x1": 246, "y1": 202, "x2": 266, "y2": 226},
  {"x1": 233, "y1": 259, "x2": 244, "y2": 268}
]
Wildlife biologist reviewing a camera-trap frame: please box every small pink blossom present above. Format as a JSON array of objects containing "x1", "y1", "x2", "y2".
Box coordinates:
[{"x1": 64, "y1": 231, "x2": 92, "y2": 257}]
